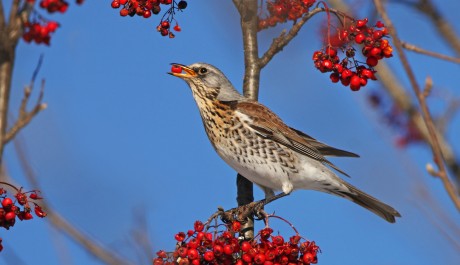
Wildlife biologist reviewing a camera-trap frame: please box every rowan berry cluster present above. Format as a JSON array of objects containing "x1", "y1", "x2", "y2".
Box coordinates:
[
  {"x1": 153, "y1": 218, "x2": 320, "y2": 265},
  {"x1": 313, "y1": 19, "x2": 393, "y2": 91},
  {"x1": 38, "y1": 0, "x2": 69, "y2": 13},
  {"x1": 22, "y1": 20, "x2": 59, "y2": 45},
  {"x1": 0, "y1": 183, "x2": 47, "y2": 252},
  {"x1": 110, "y1": 0, "x2": 187, "y2": 38},
  {"x1": 258, "y1": 0, "x2": 316, "y2": 30},
  {"x1": 22, "y1": 0, "x2": 82, "y2": 45}
]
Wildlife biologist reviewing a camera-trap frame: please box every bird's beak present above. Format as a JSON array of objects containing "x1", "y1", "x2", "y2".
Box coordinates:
[{"x1": 168, "y1": 63, "x2": 197, "y2": 78}]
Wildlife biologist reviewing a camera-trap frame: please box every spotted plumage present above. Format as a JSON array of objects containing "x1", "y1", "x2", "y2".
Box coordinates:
[{"x1": 169, "y1": 62, "x2": 401, "y2": 223}]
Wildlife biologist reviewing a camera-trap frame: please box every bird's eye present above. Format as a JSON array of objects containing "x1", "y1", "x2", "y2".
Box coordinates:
[{"x1": 199, "y1": 68, "x2": 207, "y2": 74}]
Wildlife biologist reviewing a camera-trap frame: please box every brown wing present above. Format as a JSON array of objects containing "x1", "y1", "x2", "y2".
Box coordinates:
[
  {"x1": 236, "y1": 101, "x2": 352, "y2": 177},
  {"x1": 288, "y1": 127, "x2": 359, "y2": 157}
]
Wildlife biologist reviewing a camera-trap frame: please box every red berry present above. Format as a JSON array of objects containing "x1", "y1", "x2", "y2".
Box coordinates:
[
  {"x1": 143, "y1": 10, "x2": 151, "y2": 18},
  {"x1": 254, "y1": 253, "x2": 266, "y2": 264},
  {"x1": 341, "y1": 69, "x2": 353, "y2": 79},
  {"x1": 175, "y1": 232, "x2": 186, "y2": 241},
  {"x1": 203, "y1": 251, "x2": 214, "y2": 261},
  {"x1": 111, "y1": 1, "x2": 120, "y2": 8},
  {"x1": 160, "y1": 28, "x2": 169, "y2": 36},
  {"x1": 369, "y1": 47, "x2": 382, "y2": 57},
  {"x1": 232, "y1": 221, "x2": 241, "y2": 231},
  {"x1": 350, "y1": 75, "x2": 362, "y2": 91},
  {"x1": 242, "y1": 253, "x2": 253, "y2": 263},
  {"x1": 1, "y1": 198, "x2": 13, "y2": 208},
  {"x1": 120, "y1": 8, "x2": 129, "y2": 16},
  {"x1": 161, "y1": 21, "x2": 170, "y2": 29},
  {"x1": 223, "y1": 244, "x2": 234, "y2": 255},
  {"x1": 194, "y1": 220, "x2": 204, "y2": 232},
  {"x1": 241, "y1": 241, "x2": 252, "y2": 252},
  {"x1": 34, "y1": 205, "x2": 47, "y2": 217},
  {"x1": 325, "y1": 46, "x2": 337, "y2": 57},
  {"x1": 356, "y1": 18, "x2": 368, "y2": 28},
  {"x1": 46, "y1": 21, "x2": 59, "y2": 32},
  {"x1": 330, "y1": 73, "x2": 340, "y2": 83},
  {"x1": 302, "y1": 252, "x2": 315, "y2": 263},
  {"x1": 375, "y1": 21, "x2": 385, "y2": 28},
  {"x1": 187, "y1": 248, "x2": 199, "y2": 260},
  {"x1": 23, "y1": 212, "x2": 33, "y2": 220},
  {"x1": 5, "y1": 211, "x2": 16, "y2": 221},
  {"x1": 355, "y1": 33, "x2": 365, "y2": 44},
  {"x1": 174, "y1": 24, "x2": 181, "y2": 32},
  {"x1": 366, "y1": 56, "x2": 378, "y2": 67},
  {"x1": 321, "y1": 60, "x2": 333, "y2": 71},
  {"x1": 361, "y1": 69, "x2": 377, "y2": 80},
  {"x1": 373, "y1": 30, "x2": 383, "y2": 40},
  {"x1": 213, "y1": 245, "x2": 223, "y2": 256},
  {"x1": 272, "y1": 235, "x2": 284, "y2": 245}
]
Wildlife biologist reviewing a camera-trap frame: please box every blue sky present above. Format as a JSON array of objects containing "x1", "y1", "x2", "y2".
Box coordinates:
[{"x1": 2, "y1": 0, "x2": 460, "y2": 264}]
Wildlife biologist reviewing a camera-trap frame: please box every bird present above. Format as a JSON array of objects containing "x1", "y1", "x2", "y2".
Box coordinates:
[{"x1": 169, "y1": 62, "x2": 401, "y2": 223}]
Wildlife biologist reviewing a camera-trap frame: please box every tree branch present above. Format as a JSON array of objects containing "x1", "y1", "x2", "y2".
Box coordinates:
[
  {"x1": 259, "y1": 7, "x2": 327, "y2": 68},
  {"x1": 0, "y1": 43, "x2": 15, "y2": 163},
  {"x1": 401, "y1": 41, "x2": 460, "y2": 64},
  {"x1": 413, "y1": 0, "x2": 460, "y2": 56},
  {"x1": 374, "y1": 0, "x2": 460, "y2": 211},
  {"x1": 4, "y1": 80, "x2": 47, "y2": 145},
  {"x1": 233, "y1": 0, "x2": 262, "y2": 241},
  {"x1": 237, "y1": 0, "x2": 261, "y2": 100},
  {"x1": 13, "y1": 137, "x2": 134, "y2": 265},
  {"x1": 0, "y1": 0, "x2": 5, "y2": 31}
]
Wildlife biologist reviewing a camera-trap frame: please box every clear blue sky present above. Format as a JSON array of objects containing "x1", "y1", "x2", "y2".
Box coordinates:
[{"x1": 2, "y1": 0, "x2": 460, "y2": 264}]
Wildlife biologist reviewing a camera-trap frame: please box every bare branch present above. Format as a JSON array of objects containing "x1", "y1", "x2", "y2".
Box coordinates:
[
  {"x1": 8, "y1": 0, "x2": 21, "y2": 27},
  {"x1": 0, "y1": 46, "x2": 15, "y2": 162},
  {"x1": 402, "y1": 41, "x2": 460, "y2": 64},
  {"x1": 13, "y1": 137, "x2": 134, "y2": 265},
  {"x1": 4, "y1": 80, "x2": 47, "y2": 145},
  {"x1": 235, "y1": 0, "x2": 261, "y2": 100},
  {"x1": 0, "y1": 0, "x2": 5, "y2": 30},
  {"x1": 260, "y1": 7, "x2": 326, "y2": 68},
  {"x1": 374, "y1": 0, "x2": 460, "y2": 211},
  {"x1": 233, "y1": 0, "x2": 260, "y2": 241},
  {"x1": 413, "y1": 0, "x2": 460, "y2": 56}
]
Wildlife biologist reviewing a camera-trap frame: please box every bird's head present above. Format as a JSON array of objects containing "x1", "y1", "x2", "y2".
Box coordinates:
[{"x1": 169, "y1": 62, "x2": 244, "y2": 101}]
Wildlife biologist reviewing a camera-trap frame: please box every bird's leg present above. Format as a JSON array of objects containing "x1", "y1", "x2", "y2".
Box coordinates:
[
  {"x1": 253, "y1": 192, "x2": 289, "y2": 218},
  {"x1": 212, "y1": 192, "x2": 290, "y2": 225}
]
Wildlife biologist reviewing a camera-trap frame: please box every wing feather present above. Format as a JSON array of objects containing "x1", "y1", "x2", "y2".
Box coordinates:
[{"x1": 236, "y1": 101, "x2": 353, "y2": 177}]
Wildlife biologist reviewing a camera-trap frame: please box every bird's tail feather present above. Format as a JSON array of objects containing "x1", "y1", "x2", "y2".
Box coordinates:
[{"x1": 337, "y1": 182, "x2": 401, "y2": 223}]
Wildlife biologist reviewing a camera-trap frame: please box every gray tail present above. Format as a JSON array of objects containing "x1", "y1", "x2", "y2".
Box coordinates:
[{"x1": 339, "y1": 182, "x2": 401, "y2": 223}]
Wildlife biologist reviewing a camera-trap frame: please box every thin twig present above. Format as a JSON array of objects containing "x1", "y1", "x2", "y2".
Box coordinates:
[
  {"x1": 402, "y1": 41, "x2": 460, "y2": 64},
  {"x1": 13, "y1": 136, "x2": 133, "y2": 265},
  {"x1": 413, "y1": 0, "x2": 460, "y2": 56},
  {"x1": 3, "y1": 56, "x2": 47, "y2": 145},
  {"x1": 259, "y1": 7, "x2": 341, "y2": 68},
  {"x1": 374, "y1": 0, "x2": 460, "y2": 211}
]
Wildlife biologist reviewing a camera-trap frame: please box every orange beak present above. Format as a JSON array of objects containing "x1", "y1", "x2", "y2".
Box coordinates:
[{"x1": 168, "y1": 63, "x2": 197, "y2": 78}]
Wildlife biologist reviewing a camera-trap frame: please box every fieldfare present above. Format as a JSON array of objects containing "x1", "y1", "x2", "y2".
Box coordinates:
[{"x1": 169, "y1": 62, "x2": 401, "y2": 223}]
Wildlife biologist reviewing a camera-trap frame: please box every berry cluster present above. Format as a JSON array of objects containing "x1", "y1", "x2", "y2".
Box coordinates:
[
  {"x1": 110, "y1": 0, "x2": 187, "y2": 38},
  {"x1": 258, "y1": 0, "x2": 316, "y2": 30},
  {"x1": 153, "y1": 217, "x2": 320, "y2": 265},
  {"x1": 39, "y1": 0, "x2": 69, "y2": 13},
  {"x1": 0, "y1": 183, "x2": 47, "y2": 252},
  {"x1": 22, "y1": 20, "x2": 59, "y2": 45},
  {"x1": 313, "y1": 19, "x2": 393, "y2": 91},
  {"x1": 22, "y1": 0, "x2": 83, "y2": 45}
]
